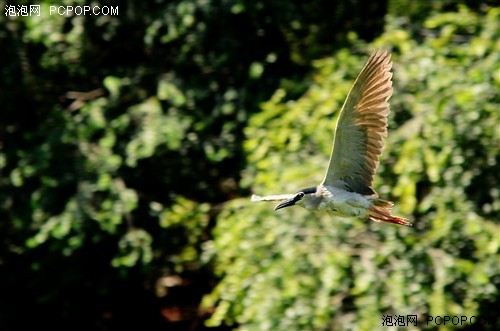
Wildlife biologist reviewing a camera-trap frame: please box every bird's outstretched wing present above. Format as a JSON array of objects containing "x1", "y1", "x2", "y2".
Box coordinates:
[{"x1": 322, "y1": 50, "x2": 393, "y2": 196}]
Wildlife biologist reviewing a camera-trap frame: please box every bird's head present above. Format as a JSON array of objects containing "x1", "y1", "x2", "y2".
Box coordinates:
[{"x1": 274, "y1": 187, "x2": 317, "y2": 210}]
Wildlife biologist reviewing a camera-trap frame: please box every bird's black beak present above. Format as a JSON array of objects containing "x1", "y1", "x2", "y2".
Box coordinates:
[
  {"x1": 274, "y1": 198, "x2": 296, "y2": 210},
  {"x1": 274, "y1": 192, "x2": 304, "y2": 211}
]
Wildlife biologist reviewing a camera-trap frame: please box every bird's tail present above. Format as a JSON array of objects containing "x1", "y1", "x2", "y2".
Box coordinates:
[{"x1": 368, "y1": 199, "x2": 412, "y2": 226}]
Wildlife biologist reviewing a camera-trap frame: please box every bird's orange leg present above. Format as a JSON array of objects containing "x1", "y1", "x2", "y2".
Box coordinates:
[{"x1": 368, "y1": 206, "x2": 412, "y2": 226}]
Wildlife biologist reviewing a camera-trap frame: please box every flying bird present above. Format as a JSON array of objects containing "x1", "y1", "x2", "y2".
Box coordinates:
[{"x1": 251, "y1": 50, "x2": 411, "y2": 226}]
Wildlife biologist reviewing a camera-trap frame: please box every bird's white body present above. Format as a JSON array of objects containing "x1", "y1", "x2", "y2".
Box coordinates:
[{"x1": 297, "y1": 184, "x2": 371, "y2": 218}]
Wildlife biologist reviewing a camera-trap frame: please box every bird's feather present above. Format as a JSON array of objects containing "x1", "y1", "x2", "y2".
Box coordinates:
[
  {"x1": 322, "y1": 50, "x2": 393, "y2": 196},
  {"x1": 251, "y1": 194, "x2": 295, "y2": 202}
]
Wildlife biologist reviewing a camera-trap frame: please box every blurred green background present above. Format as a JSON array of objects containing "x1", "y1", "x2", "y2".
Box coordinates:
[{"x1": 1, "y1": 0, "x2": 498, "y2": 330}]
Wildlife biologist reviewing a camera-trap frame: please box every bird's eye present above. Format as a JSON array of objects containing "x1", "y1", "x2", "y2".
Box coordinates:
[{"x1": 297, "y1": 192, "x2": 305, "y2": 198}]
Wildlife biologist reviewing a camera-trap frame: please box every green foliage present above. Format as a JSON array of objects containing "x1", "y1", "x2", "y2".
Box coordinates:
[
  {"x1": 205, "y1": 6, "x2": 499, "y2": 331},
  {"x1": 155, "y1": 196, "x2": 210, "y2": 271}
]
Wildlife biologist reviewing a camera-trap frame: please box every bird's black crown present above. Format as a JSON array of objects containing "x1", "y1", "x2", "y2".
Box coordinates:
[{"x1": 299, "y1": 187, "x2": 317, "y2": 194}]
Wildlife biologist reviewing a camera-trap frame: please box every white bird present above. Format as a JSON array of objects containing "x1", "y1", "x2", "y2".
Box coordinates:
[{"x1": 251, "y1": 50, "x2": 411, "y2": 226}]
